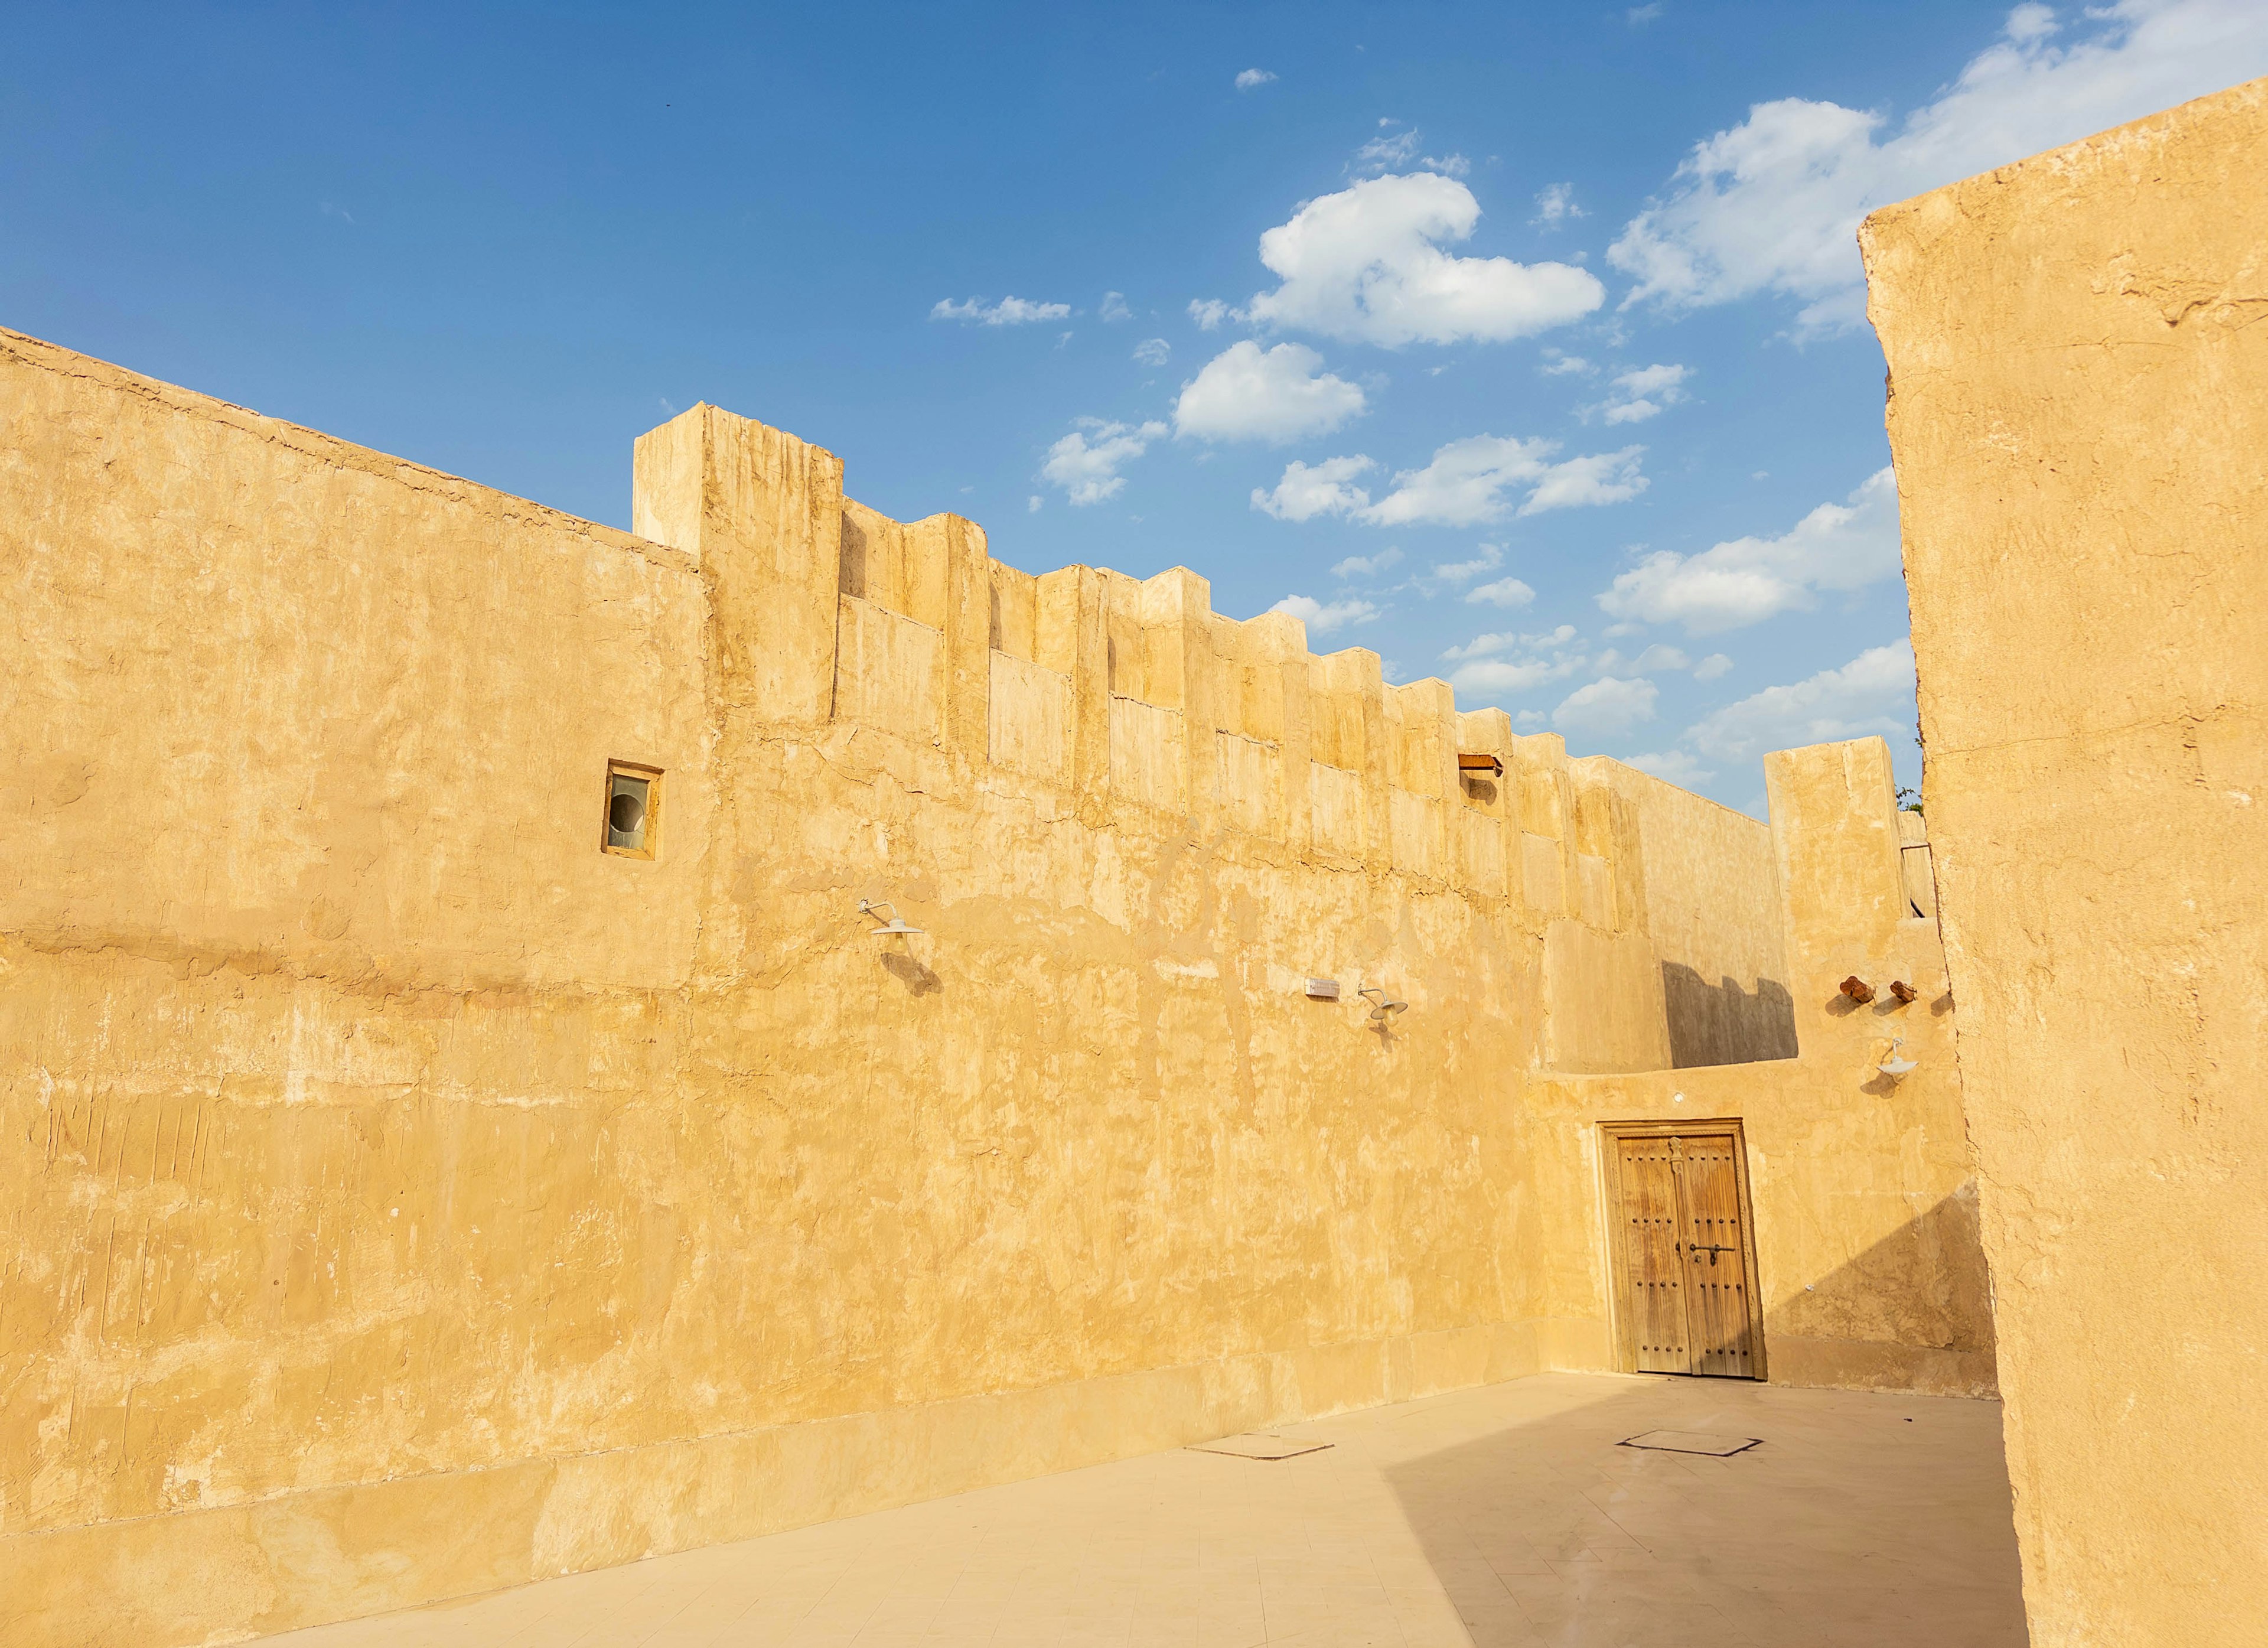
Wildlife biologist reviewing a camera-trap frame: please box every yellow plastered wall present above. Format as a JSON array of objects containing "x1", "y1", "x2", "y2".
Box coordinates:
[
  {"x1": 1862, "y1": 75, "x2": 2268, "y2": 1648},
  {"x1": 1, "y1": 335, "x2": 1986, "y2": 1647},
  {"x1": 1528, "y1": 739, "x2": 1992, "y2": 1395}
]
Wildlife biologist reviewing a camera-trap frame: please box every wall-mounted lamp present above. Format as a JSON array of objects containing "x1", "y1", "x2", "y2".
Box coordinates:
[
  {"x1": 1888, "y1": 980, "x2": 1919, "y2": 1004},
  {"x1": 1357, "y1": 986, "x2": 1409, "y2": 1021},
  {"x1": 1840, "y1": 975, "x2": 1877, "y2": 1004},
  {"x1": 1878, "y1": 1036, "x2": 1918, "y2": 1078},
  {"x1": 856, "y1": 898, "x2": 923, "y2": 936}
]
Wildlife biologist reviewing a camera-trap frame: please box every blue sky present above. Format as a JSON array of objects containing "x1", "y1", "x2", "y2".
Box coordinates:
[{"x1": 6, "y1": 2, "x2": 2264, "y2": 812}]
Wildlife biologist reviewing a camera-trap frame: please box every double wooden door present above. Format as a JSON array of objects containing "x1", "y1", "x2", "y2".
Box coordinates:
[{"x1": 1605, "y1": 1125, "x2": 1763, "y2": 1378}]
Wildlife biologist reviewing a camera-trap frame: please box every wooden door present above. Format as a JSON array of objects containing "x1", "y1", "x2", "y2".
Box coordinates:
[
  {"x1": 1614, "y1": 1137, "x2": 1693, "y2": 1372},
  {"x1": 1606, "y1": 1126, "x2": 1762, "y2": 1379},
  {"x1": 1677, "y1": 1136, "x2": 1757, "y2": 1377}
]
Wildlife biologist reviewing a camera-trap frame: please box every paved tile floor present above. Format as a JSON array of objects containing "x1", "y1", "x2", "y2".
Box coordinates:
[{"x1": 270, "y1": 1372, "x2": 2026, "y2": 1647}]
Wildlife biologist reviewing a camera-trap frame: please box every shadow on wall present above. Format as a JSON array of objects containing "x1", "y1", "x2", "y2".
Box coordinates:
[
  {"x1": 1761, "y1": 1186, "x2": 1997, "y2": 1396},
  {"x1": 1380, "y1": 1375, "x2": 2025, "y2": 1644},
  {"x1": 1661, "y1": 962, "x2": 1798, "y2": 1068}
]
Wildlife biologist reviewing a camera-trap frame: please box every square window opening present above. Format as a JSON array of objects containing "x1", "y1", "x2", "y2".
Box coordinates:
[{"x1": 602, "y1": 763, "x2": 662, "y2": 859}]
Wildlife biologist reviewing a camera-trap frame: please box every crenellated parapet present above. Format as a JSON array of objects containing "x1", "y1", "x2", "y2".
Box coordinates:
[{"x1": 634, "y1": 402, "x2": 1652, "y2": 940}]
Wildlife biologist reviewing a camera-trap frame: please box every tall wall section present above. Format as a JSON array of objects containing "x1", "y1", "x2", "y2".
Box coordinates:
[
  {"x1": 1524, "y1": 741, "x2": 1991, "y2": 1397},
  {"x1": 0, "y1": 334, "x2": 1804, "y2": 1647},
  {"x1": 1862, "y1": 77, "x2": 2268, "y2": 1648}
]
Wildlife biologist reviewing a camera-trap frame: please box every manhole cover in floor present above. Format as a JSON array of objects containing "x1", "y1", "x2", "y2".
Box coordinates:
[
  {"x1": 1620, "y1": 1429, "x2": 1762, "y2": 1456},
  {"x1": 1186, "y1": 1432, "x2": 1334, "y2": 1460}
]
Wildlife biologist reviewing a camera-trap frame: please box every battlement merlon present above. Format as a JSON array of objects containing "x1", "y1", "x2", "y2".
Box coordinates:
[{"x1": 631, "y1": 400, "x2": 1669, "y2": 925}]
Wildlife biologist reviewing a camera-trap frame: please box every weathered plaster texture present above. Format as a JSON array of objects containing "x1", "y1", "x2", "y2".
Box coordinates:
[
  {"x1": 1865, "y1": 74, "x2": 2268, "y2": 1648},
  {"x1": 1, "y1": 329, "x2": 1987, "y2": 1647}
]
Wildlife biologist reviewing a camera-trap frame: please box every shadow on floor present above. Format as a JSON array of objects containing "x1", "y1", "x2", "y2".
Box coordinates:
[{"x1": 1382, "y1": 1375, "x2": 2026, "y2": 1647}]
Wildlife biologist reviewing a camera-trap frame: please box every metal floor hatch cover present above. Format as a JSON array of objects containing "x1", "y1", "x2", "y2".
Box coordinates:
[
  {"x1": 1620, "y1": 1429, "x2": 1763, "y2": 1456},
  {"x1": 1185, "y1": 1432, "x2": 1335, "y2": 1460}
]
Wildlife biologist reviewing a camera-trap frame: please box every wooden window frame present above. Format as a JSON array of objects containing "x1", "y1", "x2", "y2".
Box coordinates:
[
  {"x1": 600, "y1": 760, "x2": 664, "y2": 861},
  {"x1": 1596, "y1": 1117, "x2": 1768, "y2": 1380}
]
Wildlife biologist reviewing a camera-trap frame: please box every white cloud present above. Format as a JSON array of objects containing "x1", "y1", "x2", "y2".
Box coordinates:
[
  {"x1": 1520, "y1": 447, "x2": 1649, "y2": 516},
  {"x1": 1556, "y1": 676, "x2": 1660, "y2": 738},
  {"x1": 1598, "y1": 363, "x2": 1690, "y2": 424},
  {"x1": 1174, "y1": 340, "x2": 1367, "y2": 444},
  {"x1": 1265, "y1": 436, "x2": 1647, "y2": 528},
  {"x1": 1516, "y1": 709, "x2": 1547, "y2": 729},
  {"x1": 1632, "y1": 643, "x2": 1690, "y2": 671},
  {"x1": 1441, "y1": 623, "x2": 1576, "y2": 663},
  {"x1": 1100, "y1": 291, "x2": 1133, "y2": 323},
  {"x1": 1541, "y1": 350, "x2": 1595, "y2": 377},
  {"x1": 932, "y1": 295, "x2": 1074, "y2": 325},
  {"x1": 1351, "y1": 128, "x2": 1422, "y2": 174},
  {"x1": 1041, "y1": 418, "x2": 1168, "y2": 506},
  {"x1": 1272, "y1": 594, "x2": 1381, "y2": 634},
  {"x1": 1132, "y1": 337, "x2": 1171, "y2": 367},
  {"x1": 1333, "y1": 546, "x2": 1403, "y2": 579},
  {"x1": 1465, "y1": 577, "x2": 1537, "y2": 610},
  {"x1": 1413, "y1": 440, "x2": 1643, "y2": 525},
  {"x1": 1443, "y1": 625, "x2": 1587, "y2": 699},
  {"x1": 1531, "y1": 183, "x2": 1585, "y2": 226},
  {"x1": 1628, "y1": 4, "x2": 1666, "y2": 22},
  {"x1": 1349, "y1": 126, "x2": 1471, "y2": 178},
  {"x1": 1453, "y1": 656, "x2": 1583, "y2": 697},
  {"x1": 1624, "y1": 750, "x2": 1715, "y2": 786},
  {"x1": 1609, "y1": 1, "x2": 2268, "y2": 334},
  {"x1": 1686, "y1": 640, "x2": 1916, "y2": 761},
  {"x1": 1694, "y1": 652, "x2": 1733, "y2": 680},
  {"x1": 1597, "y1": 466, "x2": 1898, "y2": 633},
  {"x1": 1188, "y1": 298, "x2": 1235, "y2": 330},
  {"x1": 1235, "y1": 67, "x2": 1278, "y2": 90},
  {"x1": 1430, "y1": 544, "x2": 1503, "y2": 584},
  {"x1": 1243, "y1": 173, "x2": 1604, "y2": 346},
  {"x1": 1028, "y1": 495, "x2": 1042, "y2": 513},
  {"x1": 1252, "y1": 455, "x2": 1376, "y2": 521}
]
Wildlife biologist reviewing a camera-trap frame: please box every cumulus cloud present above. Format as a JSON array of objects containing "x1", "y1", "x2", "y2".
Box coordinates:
[
  {"x1": 1188, "y1": 298, "x2": 1235, "y2": 330},
  {"x1": 1694, "y1": 652, "x2": 1733, "y2": 680},
  {"x1": 1333, "y1": 546, "x2": 1404, "y2": 578},
  {"x1": 1174, "y1": 340, "x2": 1367, "y2": 444},
  {"x1": 1541, "y1": 350, "x2": 1596, "y2": 377},
  {"x1": 1531, "y1": 183, "x2": 1585, "y2": 226},
  {"x1": 1609, "y1": 1, "x2": 2268, "y2": 334},
  {"x1": 1252, "y1": 455, "x2": 1377, "y2": 521},
  {"x1": 1686, "y1": 639, "x2": 1916, "y2": 761},
  {"x1": 1465, "y1": 577, "x2": 1537, "y2": 609},
  {"x1": 1132, "y1": 337, "x2": 1171, "y2": 367},
  {"x1": 1519, "y1": 447, "x2": 1650, "y2": 516},
  {"x1": 1243, "y1": 173, "x2": 1604, "y2": 346},
  {"x1": 1597, "y1": 363, "x2": 1690, "y2": 424},
  {"x1": 1235, "y1": 67, "x2": 1278, "y2": 90},
  {"x1": 1632, "y1": 643, "x2": 1690, "y2": 671},
  {"x1": 1100, "y1": 291, "x2": 1133, "y2": 323},
  {"x1": 932, "y1": 295, "x2": 1074, "y2": 325},
  {"x1": 1257, "y1": 437, "x2": 1647, "y2": 527},
  {"x1": 1597, "y1": 466, "x2": 1898, "y2": 633},
  {"x1": 1556, "y1": 676, "x2": 1660, "y2": 738},
  {"x1": 1430, "y1": 544, "x2": 1503, "y2": 584},
  {"x1": 1041, "y1": 418, "x2": 1168, "y2": 506},
  {"x1": 1442, "y1": 623, "x2": 1576, "y2": 663},
  {"x1": 1271, "y1": 593, "x2": 1381, "y2": 634},
  {"x1": 1443, "y1": 625, "x2": 1586, "y2": 701}
]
